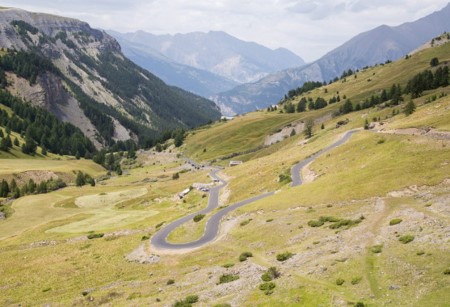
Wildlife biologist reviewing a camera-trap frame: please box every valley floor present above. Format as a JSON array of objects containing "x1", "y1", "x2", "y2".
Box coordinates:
[{"x1": 1, "y1": 97, "x2": 450, "y2": 306}]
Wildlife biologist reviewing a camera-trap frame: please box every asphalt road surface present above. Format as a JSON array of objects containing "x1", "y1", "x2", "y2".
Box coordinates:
[{"x1": 151, "y1": 130, "x2": 357, "y2": 250}]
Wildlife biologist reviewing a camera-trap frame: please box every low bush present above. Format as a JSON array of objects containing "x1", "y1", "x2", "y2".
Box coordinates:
[
  {"x1": 167, "y1": 279, "x2": 175, "y2": 285},
  {"x1": 222, "y1": 263, "x2": 234, "y2": 268},
  {"x1": 389, "y1": 218, "x2": 403, "y2": 226},
  {"x1": 141, "y1": 235, "x2": 150, "y2": 241},
  {"x1": 240, "y1": 219, "x2": 251, "y2": 226},
  {"x1": 174, "y1": 295, "x2": 199, "y2": 307},
  {"x1": 443, "y1": 268, "x2": 450, "y2": 275},
  {"x1": 351, "y1": 277, "x2": 362, "y2": 285},
  {"x1": 259, "y1": 282, "x2": 276, "y2": 295},
  {"x1": 307, "y1": 220, "x2": 324, "y2": 227},
  {"x1": 329, "y1": 218, "x2": 361, "y2": 229},
  {"x1": 399, "y1": 235, "x2": 415, "y2": 244},
  {"x1": 266, "y1": 219, "x2": 274, "y2": 222},
  {"x1": 239, "y1": 252, "x2": 253, "y2": 262},
  {"x1": 371, "y1": 245, "x2": 383, "y2": 254},
  {"x1": 219, "y1": 274, "x2": 239, "y2": 284},
  {"x1": 276, "y1": 252, "x2": 293, "y2": 262},
  {"x1": 261, "y1": 267, "x2": 281, "y2": 282},
  {"x1": 193, "y1": 214, "x2": 205, "y2": 222},
  {"x1": 87, "y1": 233, "x2": 104, "y2": 239},
  {"x1": 336, "y1": 278, "x2": 345, "y2": 286}
]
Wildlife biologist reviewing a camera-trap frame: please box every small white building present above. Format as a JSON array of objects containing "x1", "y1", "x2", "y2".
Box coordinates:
[
  {"x1": 221, "y1": 116, "x2": 235, "y2": 121},
  {"x1": 178, "y1": 188, "x2": 191, "y2": 199},
  {"x1": 229, "y1": 160, "x2": 243, "y2": 167}
]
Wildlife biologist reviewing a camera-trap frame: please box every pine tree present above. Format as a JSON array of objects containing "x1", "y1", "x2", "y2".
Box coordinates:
[
  {"x1": 75, "y1": 171, "x2": 85, "y2": 187},
  {"x1": 0, "y1": 179, "x2": 10, "y2": 197},
  {"x1": 364, "y1": 119, "x2": 370, "y2": 130},
  {"x1": 304, "y1": 119, "x2": 314, "y2": 139},
  {"x1": 13, "y1": 137, "x2": 19, "y2": 146},
  {"x1": 404, "y1": 100, "x2": 416, "y2": 116},
  {"x1": 0, "y1": 138, "x2": 9, "y2": 152},
  {"x1": 127, "y1": 147, "x2": 136, "y2": 159},
  {"x1": 28, "y1": 179, "x2": 36, "y2": 194}
]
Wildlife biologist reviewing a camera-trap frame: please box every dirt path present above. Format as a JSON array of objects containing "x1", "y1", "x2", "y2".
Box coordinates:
[
  {"x1": 363, "y1": 198, "x2": 391, "y2": 298},
  {"x1": 376, "y1": 127, "x2": 450, "y2": 141}
]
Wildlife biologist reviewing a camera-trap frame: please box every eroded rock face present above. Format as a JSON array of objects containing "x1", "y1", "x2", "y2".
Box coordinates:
[{"x1": 0, "y1": 8, "x2": 221, "y2": 147}]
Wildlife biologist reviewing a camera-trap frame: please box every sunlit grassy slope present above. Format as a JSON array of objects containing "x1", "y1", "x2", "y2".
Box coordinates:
[{"x1": 0, "y1": 39, "x2": 449, "y2": 306}]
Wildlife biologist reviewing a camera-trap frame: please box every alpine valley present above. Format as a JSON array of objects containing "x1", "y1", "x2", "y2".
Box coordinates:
[{"x1": 0, "y1": 4, "x2": 449, "y2": 307}]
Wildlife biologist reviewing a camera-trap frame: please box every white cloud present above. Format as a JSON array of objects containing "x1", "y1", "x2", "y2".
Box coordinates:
[{"x1": 1, "y1": 0, "x2": 449, "y2": 62}]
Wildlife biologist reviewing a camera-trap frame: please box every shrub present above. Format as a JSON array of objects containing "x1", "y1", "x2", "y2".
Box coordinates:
[
  {"x1": 193, "y1": 214, "x2": 205, "y2": 222},
  {"x1": 239, "y1": 252, "x2": 253, "y2": 262},
  {"x1": 213, "y1": 304, "x2": 231, "y2": 307},
  {"x1": 444, "y1": 268, "x2": 450, "y2": 275},
  {"x1": 240, "y1": 219, "x2": 251, "y2": 226},
  {"x1": 155, "y1": 221, "x2": 165, "y2": 228},
  {"x1": 319, "y1": 216, "x2": 340, "y2": 223},
  {"x1": 389, "y1": 218, "x2": 403, "y2": 226},
  {"x1": 87, "y1": 233, "x2": 104, "y2": 239},
  {"x1": 167, "y1": 279, "x2": 175, "y2": 285},
  {"x1": 266, "y1": 219, "x2": 274, "y2": 222},
  {"x1": 351, "y1": 277, "x2": 362, "y2": 285},
  {"x1": 355, "y1": 302, "x2": 366, "y2": 307},
  {"x1": 276, "y1": 252, "x2": 293, "y2": 262},
  {"x1": 141, "y1": 235, "x2": 150, "y2": 241},
  {"x1": 174, "y1": 295, "x2": 199, "y2": 306},
  {"x1": 308, "y1": 219, "x2": 324, "y2": 227},
  {"x1": 259, "y1": 282, "x2": 276, "y2": 295},
  {"x1": 399, "y1": 235, "x2": 415, "y2": 244},
  {"x1": 261, "y1": 267, "x2": 281, "y2": 281},
  {"x1": 329, "y1": 218, "x2": 362, "y2": 229},
  {"x1": 336, "y1": 278, "x2": 345, "y2": 286},
  {"x1": 416, "y1": 251, "x2": 425, "y2": 256},
  {"x1": 219, "y1": 274, "x2": 239, "y2": 284},
  {"x1": 371, "y1": 245, "x2": 383, "y2": 254},
  {"x1": 222, "y1": 263, "x2": 234, "y2": 268},
  {"x1": 172, "y1": 173, "x2": 180, "y2": 180}
]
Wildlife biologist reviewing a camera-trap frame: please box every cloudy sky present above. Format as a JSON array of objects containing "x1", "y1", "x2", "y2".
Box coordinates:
[{"x1": 1, "y1": 0, "x2": 449, "y2": 61}]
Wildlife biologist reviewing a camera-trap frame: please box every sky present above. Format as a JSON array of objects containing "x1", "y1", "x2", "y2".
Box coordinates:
[{"x1": 1, "y1": 0, "x2": 449, "y2": 62}]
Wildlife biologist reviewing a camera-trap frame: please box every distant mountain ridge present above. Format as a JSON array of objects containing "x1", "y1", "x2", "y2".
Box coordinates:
[
  {"x1": 213, "y1": 3, "x2": 450, "y2": 115},
  {"x1": 0, "y1": 8, "x2": 221, "y2": 147},
  {"x1": 112, "y1": 30, "x2": 305, "y2": 84},
  {"x1": 109, "y1": 30, "x2": 239, "y2": 97}
]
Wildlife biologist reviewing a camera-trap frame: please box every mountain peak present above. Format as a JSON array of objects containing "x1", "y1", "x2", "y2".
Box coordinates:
[{"x1": 111, "y1": 30, "x2": 304, "y2": 86}]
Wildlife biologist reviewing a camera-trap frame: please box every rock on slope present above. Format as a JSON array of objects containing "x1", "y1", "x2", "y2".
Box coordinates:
[{"x1": 0, "y1": 8, "x2": 221, "y2": 147}]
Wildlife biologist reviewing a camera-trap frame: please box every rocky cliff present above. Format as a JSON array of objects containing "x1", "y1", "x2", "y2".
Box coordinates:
[{"x1": 0, "y1": 8, "x2": 221, "y2": 147}]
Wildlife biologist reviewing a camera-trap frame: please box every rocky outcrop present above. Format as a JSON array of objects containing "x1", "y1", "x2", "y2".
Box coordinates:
[{"x1": 0, "y1": 8, "x2": 221, "y2": 146}]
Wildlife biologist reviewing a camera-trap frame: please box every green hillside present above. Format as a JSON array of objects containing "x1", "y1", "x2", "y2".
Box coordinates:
[{"x1": 0, "y1": 37, "x2": 449, "y2": 306}]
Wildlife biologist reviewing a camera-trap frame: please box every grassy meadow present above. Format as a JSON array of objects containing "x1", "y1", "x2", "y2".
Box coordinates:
[{"x1": 0, "y1": 39, "x2": 449, "y2": 306}]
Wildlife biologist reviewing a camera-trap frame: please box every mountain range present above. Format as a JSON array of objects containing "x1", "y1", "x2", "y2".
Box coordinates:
[
  {"x1": 108, "y1": 30, "x2": 305, "y2": 98},
  {"x1": 0, "y1": 8, "x2": 221, "y2": 147},
  {"x1": 212, "y1": 3, "x2": 450, "y2": 115}
]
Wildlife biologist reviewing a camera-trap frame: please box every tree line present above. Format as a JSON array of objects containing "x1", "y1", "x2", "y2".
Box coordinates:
[
  {"x1": 0, "y1": 89, "x2": 96, "y2": 157},
  {"x1": 0, "y1": 177, "x2": 66, "y2": 199}
]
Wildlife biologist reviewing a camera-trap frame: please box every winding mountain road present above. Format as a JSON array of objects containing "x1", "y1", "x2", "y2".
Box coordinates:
[{"x1": 151, "y1": 130, "x2": 358, "y2": 250}]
